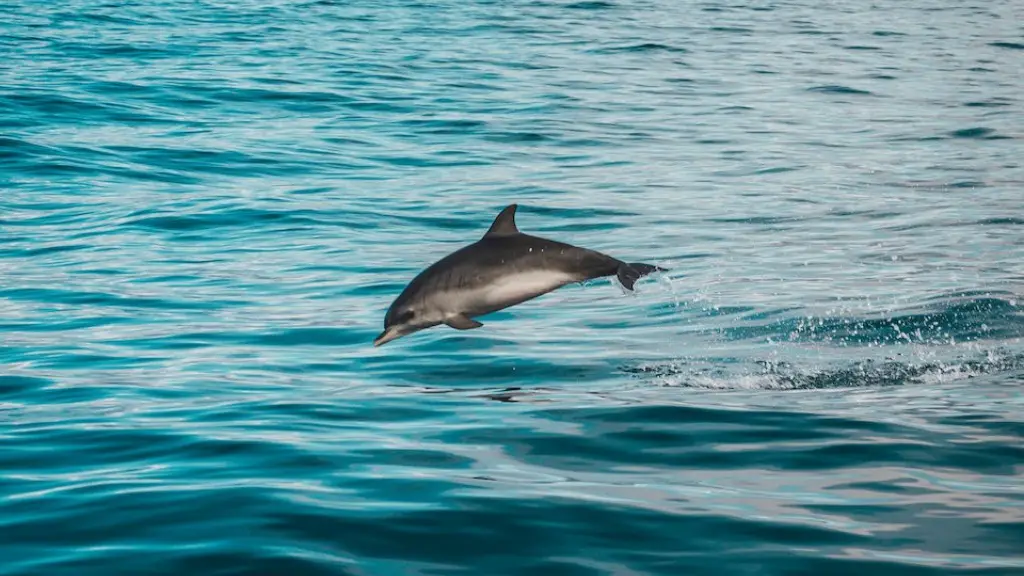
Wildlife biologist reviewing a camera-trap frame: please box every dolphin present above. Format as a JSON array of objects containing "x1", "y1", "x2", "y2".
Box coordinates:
[{"x1": 373, "y1": 204, "x2": 665, "y2": 346}]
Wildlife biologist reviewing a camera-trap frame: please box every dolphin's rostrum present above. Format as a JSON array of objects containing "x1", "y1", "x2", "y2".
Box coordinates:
[{"x1": 374, "y1": 204, "x2": 666, "y2": 346}]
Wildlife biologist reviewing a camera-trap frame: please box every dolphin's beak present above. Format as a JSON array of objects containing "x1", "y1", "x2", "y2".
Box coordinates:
[{"x1": 373, "y1": 326, "x2": 404, "y2": 347}]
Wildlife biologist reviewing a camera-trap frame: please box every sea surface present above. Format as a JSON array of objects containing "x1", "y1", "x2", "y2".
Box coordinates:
[{"x1": 2, "y1": 0, "x2": 1023, "y2": 574}]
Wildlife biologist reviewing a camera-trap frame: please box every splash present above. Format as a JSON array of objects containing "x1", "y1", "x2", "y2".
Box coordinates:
[
  {"x1": 627, "y1": 349, "x2": 1024, "y2": 391},
  {"x1": 626, "y1": 292, "x2": 1024, "y2": 391}
]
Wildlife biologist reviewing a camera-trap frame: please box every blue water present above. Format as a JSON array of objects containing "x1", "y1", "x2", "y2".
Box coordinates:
[{"x1": 2, "y1": 0, "x2": 1024, "y2": 574}]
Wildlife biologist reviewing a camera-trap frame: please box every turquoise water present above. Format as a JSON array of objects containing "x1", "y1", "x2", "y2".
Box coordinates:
[{"x1": 3, "y1": 0, "x2": 1024, "y2": 573}]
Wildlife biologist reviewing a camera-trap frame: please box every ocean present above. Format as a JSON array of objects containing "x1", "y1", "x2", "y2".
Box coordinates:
[{"x1": 2, "y1": 0, "x2": 1022, "y2": 574}]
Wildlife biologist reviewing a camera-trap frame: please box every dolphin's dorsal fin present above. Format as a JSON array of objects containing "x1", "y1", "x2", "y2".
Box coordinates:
[{"x1": 483, "y1": 204, "x2": 519, "y2": 238}]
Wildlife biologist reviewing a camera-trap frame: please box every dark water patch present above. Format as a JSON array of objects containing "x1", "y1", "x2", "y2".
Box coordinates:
[
  {"x1": 111, "y1": 329, "x2": 262, "y2": 351},
  {"x1": 71, "y1": 10, "x2": 152, "y2": 26},
  {"x1": 365, "y1": 154, "x2": 490, "y2": 168},
  {"x1": 395, "y1": 211, "x2": 495, "y2": 232},
  {"x1": 11, "y1": 243, "x2": 90, "y2": 258},
  {"x1": 103, "y1": 146, "x2": 299, "y2": 176},
  {"x1": 0, "y1": 316, "x2": 132, "y2": 334},
  {"x1": 807, "y1": 85, "x2": 874, "y2": 96},
  {"x1": 399, "y1": 117, "x2": 488, "y2": 134},
  {"x1": 947, "y1": 180, "x2": 987, "y2": 188},
  {"x1": 342, "y1": 281, "x2": 407, "y2": 297},
  {"x1": 7, "y1": 427, "x2": 190, "y2": 468},
  {"x1": 484, "y1": 131, "x2": 553, "y2": 144},
  {"x1": 50, "y1": 40, "x2": 190, "y2": 61},
  {"x1": 873, "y1": 30, "x2": 907, "y2": 36},
  {"x1": 887, "y1": 134, "x2": 949, "y2": 143},
  {"x1": 948, "y1": 127, "x2": 1007, "y2": 139},
  {"x1": 707, "y1": 215, "x2": 804, "y2": 225},
  {"x1": 19, "y1": 550, "x2": 361, "y2": 576},
  {"x1": 0, "y1": 375, "x2": 51, "y2": 397},
  {"x1": 33, "y1": 353, "x2": 166, "y2": 370},
  {"x1": 0, "y1": 91, "x2": 119, "y2": 120},
  {"x1": 448, "y1": 403, "x2": 1024, "y2": 474},
  {"x1": 208, "y1": 85, "x2": 350, "y2": 108},
  {"x1": 125, "y1": 207, "x2": 326, "y2": 233},
  {"x1": 540, "y1": 221, "x2": 626, "y2": 233},
  {"x1": 975, "y1": 217, "x2": 1024, "y2": 225},
  {"x1": 351, "y1": 448, "x2": 476, "y2": 469},
  {"x1": 247, "y1": 327, "x2": 363, "y2": 347},
  {"x1": 710, "y1": 26, "x2": 753, "y2": 33},
  {"x1": 554, "y1": 137, "x2": 613, "y2": 148},
  {"x1": 170, "y1": 436, "x2": 336, "y2": 473},
  {"x1": 524, "y1": 205, "x2": 640, "y2": 219},
  {"x1": 717, "y1": 105, "x2": 754, "y2": 113},
  {"x1": 1, "y1": 484, "x2": 271, "y2": 554},
  {"x1": 85, "y1": 79, "x2": 164, "y2": 99},
  {"x1": 538, "y1": 403, "x2": 888, "y2": 433},
  {"x1": 964, "y1": 98, "x2": 1014, "y2": 107},
  {"x1": 0, "y1": 136, "x2": 62, "y2": 161},
  {"x1": 989, "y1": 41, "x2": 1024, "y2": 50},
  {"x1": 753, "y1": 165, "x2": 802, "y2": 175},
  {"x1": 268, "y1": 497, "x2": 867, "y2": 570},
  {"x1": 0, "y1": 287, "x2": 237, "y2": 311},
  {"x1": 565, "y1": 0, "x2": 615, "y2": 8},
  {"x1": 0, "y1": 382, "x2": 112, "y2": 406},
  {"x1": 590, "y1": 43, "x2": 688, "y2": 54},
  {"x1": 845, "y1": 45, "x2": 882, "y2": 50}
]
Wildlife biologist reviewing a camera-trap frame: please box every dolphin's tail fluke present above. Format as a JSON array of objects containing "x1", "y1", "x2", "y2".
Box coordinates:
[{"x1": 616, "y1": 262, "x2": 667, "y2": 291}]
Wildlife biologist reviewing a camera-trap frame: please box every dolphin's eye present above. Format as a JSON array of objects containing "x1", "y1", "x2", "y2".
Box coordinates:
[{"x1": 397, "y1": 310, "x2": 415, "y2": 323}]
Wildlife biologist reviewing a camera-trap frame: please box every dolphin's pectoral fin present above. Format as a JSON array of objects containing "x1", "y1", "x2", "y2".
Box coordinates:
[
  {"x1": 616, "y1": 262, "x2": 667, "y2": 291},
  {"x1": 445, "y1": 314, "x2": 484, "y2": 330}
]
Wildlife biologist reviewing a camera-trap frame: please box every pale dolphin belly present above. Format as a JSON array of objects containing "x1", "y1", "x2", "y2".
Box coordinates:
[
  {"x1": 435, "y1": 269, "x2": 578, "y2": 318},
  {"x1": 483, "y1": 269, "x2": 578, "y2": 310}
]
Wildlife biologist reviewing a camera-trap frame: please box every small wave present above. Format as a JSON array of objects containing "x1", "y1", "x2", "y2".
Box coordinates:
[
  {"x1": 0, "y1": 287, "x2": 239, "y2": 311},
  {"x1": 989, "y1": 41, "x2": 1024, "y2": 50},
  {"x1": 125, "y1": 207, "x2": 323, "y2": 233},
  {"x1": 0, "y1": 375, "x2": 50, "y2": 397},
  {"x1": 963, "y1": 98, "x2": 1014, "y2": 107},
  {"x1": 398, "y1": 118, "x2": 488, "y2": 135},
  {"x1": 807, "y1": 85, "x2": 873, "y2": 96},
  {"x1": 483, "y1": 131, "x2": 553, "y2": 144},
  {"x1": 590, "y1": 43, "x2": 688, "y2": 54},
  {"x1": 564, "y1": 0, "x2": 615, "y2": 9},
  {"x1": 710, "y1": 26, "x2": 753, "y2": 34},
  {"x1": 948, "y1": 127, "x2": 1009, "y2": 140}
]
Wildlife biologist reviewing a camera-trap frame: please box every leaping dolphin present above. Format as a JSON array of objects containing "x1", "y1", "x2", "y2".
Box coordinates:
[{"x1": 374, "y1": 204, "x2": 665, "y2": 346}]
